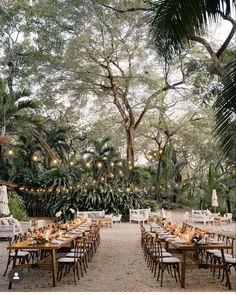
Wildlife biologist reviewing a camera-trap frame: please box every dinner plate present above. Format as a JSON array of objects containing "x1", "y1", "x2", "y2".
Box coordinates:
[{"x1": 173, "y1": 239, "x2": 186, "y2": 244}]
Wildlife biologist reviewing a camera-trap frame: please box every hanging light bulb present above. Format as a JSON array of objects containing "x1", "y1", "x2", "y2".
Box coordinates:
[
  {"x1": 85, "y1": 162, "x2": 91, "y2": 168},
  {"x1": 52, "y1": 159, "x2": 58, "y2": 165},
  {"x1": 97, "y1": 161, "x2": 103, "y2": 169},
  {"x1": 117, "y1": 161, "x2": 123, "y2": 167},
  {"x1": 7, "y1": 149, "x2": 14, "y2": 156},
  {"x1": 32, "y1": 154, "x2": 38, "y2": 161},
  {"x1": 110, "y1": 162, "x2": 114, "y2": 168}
]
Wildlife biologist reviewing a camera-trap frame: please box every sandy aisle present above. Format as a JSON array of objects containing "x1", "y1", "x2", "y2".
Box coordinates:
[{"x1": 0, "y1": 219, "x2": 235, "y2": 292}]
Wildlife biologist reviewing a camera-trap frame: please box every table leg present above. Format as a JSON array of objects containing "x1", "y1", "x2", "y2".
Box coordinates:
[
  {"x1": 51, "y1": 249, "x2": 57, "y2": 287},
  {"x1": 181, "y1": 250, "x2": 186, "y2": 288},
  {"x1": 8, "y1": 249, "x2": 18, "y2": 289},
  {"x1": 221, "y1": 249, "x2": 231, "y2": 289}
]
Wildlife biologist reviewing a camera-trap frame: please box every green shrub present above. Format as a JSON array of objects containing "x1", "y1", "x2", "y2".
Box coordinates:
[
  {"x1": 143, "y1": 200, "x2": 157, "y2": 212},
  {"x1": 8, "y1": 191, "x2": 29, "y2": 221},
  {"x1": 160, "y1": 200, "x2": 181, "y2": 210}
]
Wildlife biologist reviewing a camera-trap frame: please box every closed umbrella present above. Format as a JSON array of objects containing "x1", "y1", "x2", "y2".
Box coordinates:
[
  {"x1": 211, "y1": 189, "x2": 218, "y2": 213},
  {"x1": 0, "y1": 185, "x2": 10, "y2": 216}
]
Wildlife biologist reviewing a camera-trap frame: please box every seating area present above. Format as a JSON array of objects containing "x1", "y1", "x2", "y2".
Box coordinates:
[
  {"x1": 77, "y1": 210, "x2": 114, "y2": 227},
  {"x1": 191, "y1": 209, "x2": 214, "y2": 224},
  {"x1": 129, "y1": 208, "x2": 150, "y2": 223},
  {"x1": 0, "y1": 215, "x2": 31, "y2": 238},
  {"x1": 143, "y1": 219, "x2": 236, "y2": 289},
  {"x1": 4, "y1": 218, "x2": 101, "y2": 287}
]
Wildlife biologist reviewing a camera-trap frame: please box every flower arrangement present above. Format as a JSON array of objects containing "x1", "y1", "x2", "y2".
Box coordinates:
[
  {"x1": 31, "y1": 233, "x2": 48, "y2": 245},
  {"x1": 191, "y1": 231, "x2": 204, "y2": 246}
]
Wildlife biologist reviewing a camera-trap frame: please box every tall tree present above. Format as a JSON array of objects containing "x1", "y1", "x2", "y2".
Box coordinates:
[{"x1": 148, "y1": 0, "x2": 236, "y2": 160}]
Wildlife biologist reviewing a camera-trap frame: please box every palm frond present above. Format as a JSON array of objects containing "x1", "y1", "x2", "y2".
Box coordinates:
[
  {"x1": 148, "y1": 0, "x2": 235, "y2": 58},
  {"x1": 214, "y1": 59, "x2": 236, "y2": 164}
]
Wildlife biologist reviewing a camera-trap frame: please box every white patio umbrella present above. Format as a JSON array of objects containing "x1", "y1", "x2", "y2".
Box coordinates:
[
  {"x1": 0, "y1": 185, "x2": 10, "y2": 216},
  {"x1": 211, "y1": 189, "x2": 218, "y2": 213}
]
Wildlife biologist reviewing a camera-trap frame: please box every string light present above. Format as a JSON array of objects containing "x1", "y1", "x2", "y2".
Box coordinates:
[
  {"x1": 85, "y1": 162, "x2": 91, "y2": 168},
  {"x1": 118, "y1": 161, "x2": 123, "y2": 167},
  {"x1": 97, "y1": 161, "x2": 103, "y2": 169},
  {"x1": 7, "y1": 149, "x2": 14, "y2": 156},
  {"x1": 52, "y1": 159, "x2": 58, "y2": 165},
  {"x1": 110, "y1": 162, "x2": 114, "y2": 168},
  {"x1": 69, "y1": 161, "x2": 74, "y2": 166},
  {"x1": 159, "y1": 149, "x2": 163, "y2": 155},
  {"x1": 32, "y1": 155, "x2": 38, "y2": 161}
]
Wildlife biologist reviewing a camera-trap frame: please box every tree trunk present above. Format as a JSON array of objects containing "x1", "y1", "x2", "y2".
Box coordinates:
[
  {"x1": 155, "y1": 156, "x2": 163, "y2": 200},
  {"x1": 126, "y1": 127, "x2": 135, "y2": 168},
  {"x1": 226, "y1": 197, "x2": 231, "y2": 213}
]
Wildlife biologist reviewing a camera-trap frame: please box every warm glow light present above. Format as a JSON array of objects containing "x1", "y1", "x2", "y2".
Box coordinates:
[
  {"x1": 52, "y1": 159, "x2": 58, "y2": 165},
  {"x1": 101, "y1": 177, "x2": 104, "y2": 182},
  {"x1": 159, "y1": 149, "x2": 163, "y2": 155},
  {"x1": 97, "y1": 161, "x2": 103, "y2": 169},
  {"x1": 128, "y1": 166, "x2": 132, "y2": 170},
  {"x1": 148, "y1": 155, "x2": 153, "y2": 160},
  {"x1": 110, "y1": 162, "x2": 114, "y2": 167},
  {"x1": 32, "y1": 155, "x2": 38, "y2": 161},
  {"x1": 110, "y1": 173, "x2": 114, "y2": 178},
  {"x1": 69, "y1": 161, "x2": 74, "y2": 166},
  {"x1": 85, "y1": 162, "x2": 91, "y2": 168},
  {"x1": 128, "y1": 160, "x2": 132, "y2": 164},
  {"x1": 118, "y1": 170, "x2": 123, "y2": 176},
  {"x1": 7, "y1": 149, "x2": 14, "y2": 156},
  {"x1": 118, "y1": 161, "x2": 123, "y2": 167}
]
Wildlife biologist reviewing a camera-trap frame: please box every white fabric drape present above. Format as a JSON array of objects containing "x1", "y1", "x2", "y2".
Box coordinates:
[
  {"x1": 211, "y1": 189, "x2": 218, "y2": 208},
  {"x1": 0, "y1": 185, "x2": 10, "y2": 215}
]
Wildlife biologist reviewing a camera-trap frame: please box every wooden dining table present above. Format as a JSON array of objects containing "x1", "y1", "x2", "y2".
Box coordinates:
[
  {"x1": 167, "y1": 240, "x2": 232, "y2": 289},
  {"x1": 7, "y1": 232, "x2": 83, "y2": 289}
]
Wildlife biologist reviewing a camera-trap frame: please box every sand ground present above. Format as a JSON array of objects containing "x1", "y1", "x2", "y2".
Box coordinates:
[{"x1": 0, "y1": 210, "x2": 235, "y2": 292}]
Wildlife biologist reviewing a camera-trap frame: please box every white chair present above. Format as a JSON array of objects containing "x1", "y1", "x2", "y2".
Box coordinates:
[
  {"x1": 183, "y1": 212, "x2": 189, "y2": 223},
  {"x1": 224, "y1": 213, "x2": 233, "y2": 223},
  {"x1": 112, "y1": 214, "x2": 122, "y2": 223},
  {"x1": 36, "y1": 220, "x2": 45, "y2": 228}
]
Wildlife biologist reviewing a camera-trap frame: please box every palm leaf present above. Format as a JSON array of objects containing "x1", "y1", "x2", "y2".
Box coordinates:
[
  {"x1": 148, "y1": 0, "x2": 235, "y2": 58},
  {"x1": 214, "y1": 59, "x2": 236, "y2": 164}
]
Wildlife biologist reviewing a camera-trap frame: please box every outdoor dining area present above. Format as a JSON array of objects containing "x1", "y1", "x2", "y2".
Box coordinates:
[
  {"x1": 142, "y1": 219, "x2": 236, "y2": 289},
  {"x1": 3, "y1": 216, "x2": 101, "y2": 289}
]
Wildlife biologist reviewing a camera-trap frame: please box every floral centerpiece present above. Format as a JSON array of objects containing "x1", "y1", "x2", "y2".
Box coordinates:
[
  {"x1": 31, "y1": 233, "x2": 48, "y2": 245},
  {"x1": 191, "y1": 231, "x2": 205, "y2": 246}
]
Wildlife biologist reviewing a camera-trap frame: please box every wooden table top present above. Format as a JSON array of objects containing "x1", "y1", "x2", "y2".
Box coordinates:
[
  {"x1": 168, "y1": 240, "x2": 232, "y2": 250},
  {"x1": 7, "y1": 233, "x2": 82, "y2": 250}
]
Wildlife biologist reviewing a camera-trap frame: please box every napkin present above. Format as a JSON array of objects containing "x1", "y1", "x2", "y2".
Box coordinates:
[{"x1": 51, "y1": 240, "x2": 62, "y2": 244}]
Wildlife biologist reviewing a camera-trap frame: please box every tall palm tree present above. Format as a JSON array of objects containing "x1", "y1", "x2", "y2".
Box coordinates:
[
  {"x1": 148, "y1": 0, "x2": 236, "y2": 160},
  {"x1": 0, "y1": 79, "x2": 40, "y2": 137},
  {"x1": 82, "y1": 137, "x2": 119, "y2": 180}
]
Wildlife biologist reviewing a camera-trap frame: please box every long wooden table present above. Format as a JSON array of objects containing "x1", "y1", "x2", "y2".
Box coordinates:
[
  {"x1": 167, "y1": 241, "x2": 232, "y2": 289},
  {"x1": 7, "y1": 232, "x2": 83, "y2": 289}
]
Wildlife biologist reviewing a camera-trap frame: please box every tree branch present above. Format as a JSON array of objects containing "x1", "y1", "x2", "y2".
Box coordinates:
[{"x1": 191, "y1": 35, "x2": 224, "y2": 76}]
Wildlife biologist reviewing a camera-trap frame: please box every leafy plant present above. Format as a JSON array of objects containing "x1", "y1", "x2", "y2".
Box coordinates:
[{"x1": 8, "y1": 190, "x2": 29, "y2": 221}]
